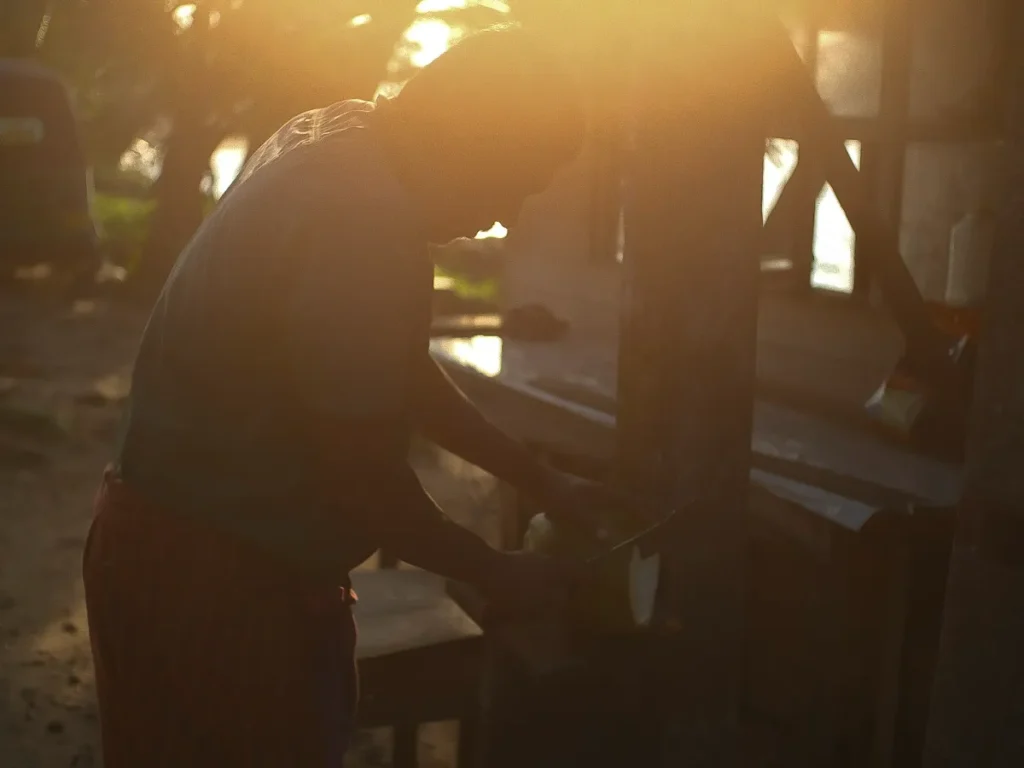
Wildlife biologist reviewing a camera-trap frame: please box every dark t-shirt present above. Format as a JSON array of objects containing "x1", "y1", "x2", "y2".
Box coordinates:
[{"x1": 118, "y1": 101, "x2": 433, "y2": 582}]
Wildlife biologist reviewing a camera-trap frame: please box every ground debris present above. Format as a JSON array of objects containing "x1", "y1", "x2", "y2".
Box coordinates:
[
  {"x1": 0, "y1": 436, "x2": 50, "y2": 470},
  {"x1": 75, "y1": 374, "x2": 130, "y2": 407},
  {"x1": 54, "y1": 534, "x2": 86, "y2": 551},
  {"x1": 0, "y1": 296, "x2": 146, "y2": 766},
  {"x1": 0, "y1": 403, "x2": 67, "y2": 441},
  {"x1": 70, "y1": 745, "x2": 95, "y2": 766},
  {"x1": 20, "y1": 686, "x2": 37, "y2": 707}
]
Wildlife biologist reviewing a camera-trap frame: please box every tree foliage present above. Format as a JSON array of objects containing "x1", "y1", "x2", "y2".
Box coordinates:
[
  {"x1": 0, "y1": 0, "x2": 50, "y2": 58},
  {"x1": 12, "y1": 0, "x2": 603, "y2": 292},
  {"x1": 21, "y1": 1, "x2": 427, "y2": 293}
]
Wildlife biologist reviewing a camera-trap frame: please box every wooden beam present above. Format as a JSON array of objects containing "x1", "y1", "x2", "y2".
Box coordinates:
[
  {"x1": 767, "y1": 19, "x2": 953, "y2": 377},
  {"x1": 617, "y1": 5, "x2": 767, "y2": 764},
  {"x1": 789, "y1": 8, "x2": 819, "y2": 289},
  {"x1": 923, "y1": 6, "x2": 1024, "y2": 762},
  {"x1": 854, "y1": 0, "x2": 914, "y2": 297},
  {"x1": 768, "y1": 115, "x2": 1002, "y2": 144},
  {"x1": 586, "y1": 110, "x2": 624, "y2": 265},
  {"x1": 761, "y1": 145, "x2": 825, "y2": 276}
]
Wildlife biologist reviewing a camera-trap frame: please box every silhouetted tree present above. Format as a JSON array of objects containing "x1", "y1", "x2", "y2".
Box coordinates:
[{"x1": 0, "y1": 0, "x2": 50, "y2": 57}]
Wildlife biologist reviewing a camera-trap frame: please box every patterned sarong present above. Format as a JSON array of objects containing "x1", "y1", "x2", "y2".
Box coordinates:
[{"x1": 83, "y1": 467, "x2": 358, "y2": 767}]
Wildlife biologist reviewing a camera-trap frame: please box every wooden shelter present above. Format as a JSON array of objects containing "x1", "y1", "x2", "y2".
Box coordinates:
[
  {"x1": 418, "y1": 1, "x2": 1023, "y2": 766},
  {"x1": 355, "y1": 1, "x2": 1021, "y2": 766}
]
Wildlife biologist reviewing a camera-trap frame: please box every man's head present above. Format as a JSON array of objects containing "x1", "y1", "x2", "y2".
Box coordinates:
[{"x1": 375, "y1": 25, "x2": 586, "y2": 243}]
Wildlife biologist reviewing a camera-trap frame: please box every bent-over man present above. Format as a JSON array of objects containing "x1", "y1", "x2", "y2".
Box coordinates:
[{"x1": 84, "y1": 25, "x2": 610, "y2": 767}]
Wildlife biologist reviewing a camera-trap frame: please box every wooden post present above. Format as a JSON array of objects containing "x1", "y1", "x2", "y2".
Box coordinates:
[
  {"x1": 617, "y1": 5, "x2": 768, "y2": 764},
  {"x1": 923, "y1": 7, "x2": 1024, "y2": 763},
  {"x1": 788, "y1": 11, "x2": 819, "y2": 292},
  {"x1": 854, "y1": 0, "x2": 913, "y2": 299}
]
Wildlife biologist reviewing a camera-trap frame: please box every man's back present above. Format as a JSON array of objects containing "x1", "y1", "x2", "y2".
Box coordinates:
[
  {"x1": 83, "y1": 30, "x2": 592, "y2": 768},
  {"x1": 119, "y1": 102, "x2": 431, "y2": 579}
]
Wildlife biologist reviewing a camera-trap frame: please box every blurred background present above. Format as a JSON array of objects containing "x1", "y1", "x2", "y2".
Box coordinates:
[
  {"x1": 0, "y1": 2, "x2": 1004, "y2": 766},
  {"x1": 1, "y1": 0, "x2": 893, "y2": 301}
]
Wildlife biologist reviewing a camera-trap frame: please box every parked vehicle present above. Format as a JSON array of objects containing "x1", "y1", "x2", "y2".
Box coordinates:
[{"x1": 0, "y1": 58, "x2": 99, "y2": 278}]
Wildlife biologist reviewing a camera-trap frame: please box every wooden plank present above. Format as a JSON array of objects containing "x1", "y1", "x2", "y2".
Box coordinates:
[
  {"x1": 351, "y1": 569, "x2": 482, "y2": 661},
  {"x1": 924, "y1": 8, "x2": 1024, "y2": 761},
  {"x1": 431, "y1": 314, "x2": 503, "y2": 338},
  {"x1": 354, "y1": 570, "x2": 484, "y2": 730},
  {"x1": 392, "y1": 724, "x2": 418, "y2": 768},
  {"x1": 768, "y1": 115, "x2": 1002, "y2": 144},
  {"x1": 436, "y1": 287, "x2": 910, "y2": 408},
  {"x1": 457, "y1": 714, "x2": 481, "y2": 768},
  {"x1": 357, "y1": 638, "x2": 482, "y2": 727},
  {"x1": 453, "y1": 477, "x2": 900, "y2": 766},
  {"x1": 615, "y1": 7, "x2": 769, "y2": 765},
  {"x1": 765, "y1": 17, "x2": 953, "y2": 376},
  {"x1": 435, "y1": 352, "x2": 962, "y2": 511},
  {"x1": 853, "y1": 0, "x2": 914, "y2": 297}
]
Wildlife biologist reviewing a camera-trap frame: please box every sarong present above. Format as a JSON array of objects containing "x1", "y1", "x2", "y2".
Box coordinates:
[{"x1": 83, "y1": 466, "x2": 358, "y2": 767}]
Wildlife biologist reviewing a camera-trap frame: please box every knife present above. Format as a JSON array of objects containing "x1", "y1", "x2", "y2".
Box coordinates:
[{"x1": 584, "y1": 507, "x2": 682, "y2": 567}]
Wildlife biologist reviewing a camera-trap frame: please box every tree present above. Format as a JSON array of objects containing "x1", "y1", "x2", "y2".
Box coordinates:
[
  {"x1": 114, "y1": 1, "x2": 430, "y2": 298},
  {"x1": 0, "y1": 0, "x2": 50, "y2": 57},
  {"x1": 33, "y1": 0, "x2": 567, "y2": 296},
  {"x1": 21, "y1": 1, "x2": 446, "y2": 296}
]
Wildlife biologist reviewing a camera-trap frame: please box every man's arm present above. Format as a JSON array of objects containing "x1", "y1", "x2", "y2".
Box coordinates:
[
  {"x1": 315, "y1": 420, "x2": 578, "y2": 617},
  {"x1": 413, "y1": 355, "x2": 558, "y2": 503},
  {"x1": 284, "y1": 192, "x2": 516, "y2": 587},
  {"x1": 318, "y1": 421, "x2": 504, "y2": 585}
]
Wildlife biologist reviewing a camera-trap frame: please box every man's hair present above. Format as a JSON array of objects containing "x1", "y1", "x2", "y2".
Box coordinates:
[{"x1": 391, "y1": 25, "x2": 586, "y2": 168}]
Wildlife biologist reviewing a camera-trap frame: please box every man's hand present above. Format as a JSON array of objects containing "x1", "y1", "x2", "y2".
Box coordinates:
[
  {"x1": 478, "y1": 550, "x2": 581, "y2": 623},
  {"x1": 534, "y1": 473, "x2": 612, "y2": 543},
  {"x1": 533, "y1": 470, "x2": 675, "y2": 555},
  {"x1": 534, "y1": 471, "x2": 660, "y2": 544}
]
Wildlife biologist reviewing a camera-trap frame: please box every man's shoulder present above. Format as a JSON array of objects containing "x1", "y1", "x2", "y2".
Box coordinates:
[
  {"x1": 229, "y1": 102, "x2": 416, "y2": 232},
  {"x1": 237, "y1": 100, "x2": 377, "y2": 185}
]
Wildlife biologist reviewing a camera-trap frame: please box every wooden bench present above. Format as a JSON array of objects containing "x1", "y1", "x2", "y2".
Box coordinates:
[{"x1": 351, "y1": 568, "x2": 484, "y2": 768}]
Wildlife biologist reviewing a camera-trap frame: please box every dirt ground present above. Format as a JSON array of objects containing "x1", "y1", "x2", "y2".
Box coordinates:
[{"x1": 0, "y1": 288, "x2": 502, "y2": 767}]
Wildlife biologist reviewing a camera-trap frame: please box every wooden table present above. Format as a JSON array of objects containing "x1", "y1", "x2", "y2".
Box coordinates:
[
  {"x1": 430, "y1": 336, "x2": 962, "y2": 766},
  {"x1": 353, "y1": 569, "x2": 482, "y2": 661},
  {"x1": 431, "y1": 334, "x2": 964, "y2": 518},
  {"x1": 351, "y1": 569, "x2": 483, "y2": 767}
]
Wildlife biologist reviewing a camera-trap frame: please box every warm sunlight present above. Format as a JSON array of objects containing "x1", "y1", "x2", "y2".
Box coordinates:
[
  {"x1": 763, "y1": 140, "x2": 799, "y2": 223},
  {"x1": 475, "y1": 222, "x2": 508, "y2": 239},
  {"x1": 430, "y1": 335, "x2": 503, "y2": 378},
  {"x1": 211, "y1": 137, "x2": 249, "y2": 199},
  {"x1": 812, "y1": 140, "x2": 861, "y2": 293},
  {"x1": 118, "y1": 138, "x2": 161, "y2": 181},
  {"x1": 817, "y1": 31, "x2": 882, "y2": 117},
  {"x1": 11, "y1": 5, "x2": 1005, "y2": 766},
  {"x1": 172, "y1": 4, "x2": 195, "y2": 31},
  {"x1": 404, "y1": 18, "x2": 460, "y2": 68},
  {"x1": 761, "y1": 138, "x2": 861, "y2": 293},
  {"x1": 416, "y1": 0, "x2": 510, "y2": 12}
]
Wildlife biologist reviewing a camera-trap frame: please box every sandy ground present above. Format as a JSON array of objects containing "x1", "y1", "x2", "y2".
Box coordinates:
[{"x1": 0, "y1": 289, "x2": 502, "y2": 767}]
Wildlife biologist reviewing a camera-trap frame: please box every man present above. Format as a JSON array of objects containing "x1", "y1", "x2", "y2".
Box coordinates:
[{"x1": 83, "y1": 24, "x2": 606, "y2": 767}]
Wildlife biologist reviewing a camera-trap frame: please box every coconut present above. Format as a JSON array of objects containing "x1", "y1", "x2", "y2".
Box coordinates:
[
  {"x1": 522, "y1": 512, "x2": 661, "y2": 633},
  {"x1": 628, "y1": 546, "x2": 661, "y2": 626},
  {"x1": 523, "y1": 512, "x2": 557, "y2": 555}
]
